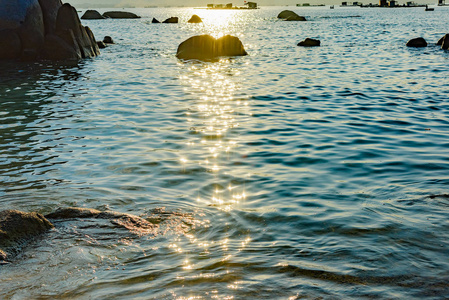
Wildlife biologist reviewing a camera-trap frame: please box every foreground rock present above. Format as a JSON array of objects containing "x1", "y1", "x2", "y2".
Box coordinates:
[
  {"x1": 277, "y1": 10, "x2": 306, "y2": 21},
  {"x1": 102, "y1": 11, "x2": 140, "y2": 19},
  {"x1": 0, "y1": 1, "x2": 100, "y2": 61},
  {"x1": 188, "y1": 15, "x2": 202, "y2": 23},
  {"x1": 81, "y1": 10, "x2": 105, "y2": 19},
  {"x1": 163, "y1": 17, "x2": 178, "y2": 23},
  {"x1": 176, "y1": 34, "x2": 247, "y2": 60},
  {"x1": 406, "y1": 37, "x2": 427, "y2": 47},
  {"x1": 0, "y1": 210, "x2": 54, "y2": 261},
  {"x1": 298, "y1": 38, "x2": 320, "y2": 47}
]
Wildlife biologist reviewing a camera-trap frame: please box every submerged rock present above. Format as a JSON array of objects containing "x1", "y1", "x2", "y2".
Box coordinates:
[
  {"x1": 81, "y1": 10, "x2": 106, "y2": 20},
  {"x1": 46, "y1": 207, "x2": 157, "y2": 235},
  {"x1": 102, "y1": 11, "x2": 140, "y2": 19},
  {"x1": 188, "y1": 14, "x2": 202, "y2": 23},
  {"x1": 298, "y1": 38, "x2": 321, "y2": 47},
  {"x1": 0, "y1": 1, "x2": 100, "y2": 61},
  {"x1": 176, "y1": 34, "x2": 247, "y2": 60},
  {"x1": 0, "y1": 210, "x2": 54, "y2": 260},
  {"x1": 406, "y1": 37, "x2": 427, "y2": 47},
  {"x1": 277, "y1": 10, "x2": 306, "y2": 21},
  {"x1": 163, "y1": 17, "x2": 178, "y2": 23}
]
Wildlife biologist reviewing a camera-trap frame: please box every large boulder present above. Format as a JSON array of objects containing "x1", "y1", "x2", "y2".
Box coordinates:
[
  {"x1": 102, "y1": 11, "x2": 140, "y2": 19},
  {"x1": 188, "y1": 14, "x2": 202, "y2": 23},
  {"x1": 298, "y1": 38, "x2": 320, "y2": 47},
  {"x1": 0, "y1": 210, "x2": 54, "y2": 260},
  {"x1": 0, "y1": 1, "x2": 100, "y2": 61},
  {"x1": 277, "y1": 10, "x2": 306, "y2": 21},
  {"x1": 81, "y1": 10, "x2": 105, "y2": 20},
  {"x1": 163, "y1": 17, "x2": 178, "y2": 23},
  {"x1": 406, "y1": 37, "x2": 427, "y2": 48},
  {"x1": 176, "y1": 34, "x2": 247, "y2": 60}
]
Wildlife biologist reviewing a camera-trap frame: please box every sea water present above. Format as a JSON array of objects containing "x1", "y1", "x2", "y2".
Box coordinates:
[{"x1": 0, "y1": 6, "x2": 448, "y2": 299}]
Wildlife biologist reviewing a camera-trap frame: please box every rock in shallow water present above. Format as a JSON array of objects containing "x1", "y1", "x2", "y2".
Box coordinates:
[
  {"x1": 277, "y1": 10, "x2": 306, "y2": 21},
  {"x1": 298, "y1": 38, "x2": 321, "y2": 47},
  {"x1": 102, "y1": 11, "x2": 140, "y2": 19},
  {"x1": 81, "y1": 10, "x2": 106, "y2": 20},
  {"x1": 188, "y1": 14, "x2": 202, "y2": 23},
  {"x1": 176, "y1": 34, "x2": 247, "y2": 60},
  {"x1": 0, "y1": 210, "x2": 54, "y2": 260}
]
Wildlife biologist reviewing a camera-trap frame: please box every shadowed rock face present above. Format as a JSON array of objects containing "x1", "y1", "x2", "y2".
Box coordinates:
[
  {"x1": 406, "y1": 37, "x2": 427, "y2": 47},
  {"x1": 0, "y1": 210, "x2": 54, "y2": 260},
  {"x1": 439, "y1": 34, "x2": 449, "y2": 50},
  {"x1": 277, "y1": 10, "x2": 307, "y2": 21},
  {"x1": 102, "y1": 11, "x2": 140, "y2": 19},
  {"x1": 188, "y1": 14, "x2": 202, "y2": 23},
  {"x1": 163, "y1": 17, "x2": 178, "y2": 23},
  {"x1": 81, "y1": 10, "x2": 105, "y2": 20},
  {"x1": 176, "y1": 34, "x2": 247, "y2": 60},
  {"x1": 0, "y1": 1, "x2": 100, "y2": 61}
]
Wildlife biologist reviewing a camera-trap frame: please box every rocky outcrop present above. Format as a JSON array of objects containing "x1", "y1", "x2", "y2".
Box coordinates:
[
  {"x1": 298, "y1": 38, "x2": 320, "y2": 47},
  {"x1": 176, "y1": 34, "x2": 247, "y2": 60},
  {"x1": 163, "y1": 17, "x2": 178, "y2": 23},
  {"x1": 0, "y1": 1, "x2": 100, "y2": 61},
  {"x1": 81, "y1": 10, "x2": 105, "y2": 20},
  {"x1": 102, "y1": 11, "x2": 140, "y2": 19},
  {"x1": 188, "y1": 15, "x2": 202, "y2": 23},
  {"x1": 152, "y1": 17, "x2": 160, "y2": 23},
  {"x1": 97, "y1": 41, "x2": 106, "y2": 48},
  {"x1": 277, "y1": 10, "x2": 306, "y2": 21},
  {"x1": 406, "y1": 37, "x2": 427, "y2": 47},
  {"x1": 0, "y1": 210, "x2": 54, "y2": 261}
]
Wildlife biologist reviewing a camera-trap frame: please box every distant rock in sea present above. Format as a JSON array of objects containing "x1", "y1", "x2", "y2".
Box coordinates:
[
  {"x1": 81, "y1": 10, "x2": 105, "y2": 19},
  {"x1": 152, "y1": 17, "x2": 160, "y2": 23},
  {"x1": 188, "y1": 15, "x2": 202, "y2": 23},
  {"x1": 97, "y1": 41, "x2": 107, "y2": 48},
  {"x1": 0, "y1": 1, "x2": 100, "y2": 61},
  {"x1": 406, "y1": 37, "x2": 427, "y2": 47},
  {"x1": 298, "y1": 38, "x2": 321, "y2": 47},
  {"x1": 176, "y1": 34, "x2": 247, "y2": 60},
  {"x1": 163, "y1": 17, "x2": 178, "y2": 23},
  {"x1": 277, "y1": 10, "x2": 307, "y2": 21},
  {"x1": 103, "y1": 36, "x2": 114, "y2": 44},
  {"x1": 102, "y1": 11, "x2": 141, "y2": 19}
]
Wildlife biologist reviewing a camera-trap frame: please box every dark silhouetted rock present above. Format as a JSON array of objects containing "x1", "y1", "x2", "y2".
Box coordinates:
[
  {"x1": 277, "y1": 10, "x2": 306, "y2": 21},
  {"x1": 176, "y1": 34, "x2": 247, "y2": 60},
  {"x1": 0, "y1": 210, "x2": 54, "y2": 260},
  {"x1": 298, "y1": 38, "x2": 320, "y2": 47},
  {"x1": 81, "y1": 10, "x2": 106, "y2": 20},
  {"x1": 406, "y1": 37, "x2": 427, "y2": 47},
  {"x1": 103, "y1": 36, "x2": 114, "y2": 44},
  {"x1": 152, "y1": 17, "x2": 160, "y2": 23},
  {"x1": 0, "y1": 1, "x2": 100, "y2": 61},
  {"x1": 0, "y1": 29, "x2": 22, "y2": 59},
  {"x1": 163, "y1": 17, "x2": 178, "y2": 23},
  {"x1": 97, "y1": 41, "x2": 107, "y2": 48},
  {"x1": 55, "y1": 4, "x2": 100, "y2": 58},
  {"x1": 439, "y1": 34, "x2": 449, "y2": 50},
  {"x1": 102, "y1": 11, "x2": 141, "y2": 19},
  {"x1": 38, "y1": 0, "x2": 63, "y2": 34},
  {"x1": 188, "y1": 14, "x2": 202, "y2": 23}
]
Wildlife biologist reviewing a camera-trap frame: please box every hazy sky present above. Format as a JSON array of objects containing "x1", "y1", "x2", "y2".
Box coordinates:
[{"x1": 68, "y1": 0, "x2": 435, "y2": 7}]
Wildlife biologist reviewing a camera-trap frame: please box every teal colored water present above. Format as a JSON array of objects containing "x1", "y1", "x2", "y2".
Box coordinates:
[{"x1": 1, "y1": 6, "x2": 448, "y2": 299}]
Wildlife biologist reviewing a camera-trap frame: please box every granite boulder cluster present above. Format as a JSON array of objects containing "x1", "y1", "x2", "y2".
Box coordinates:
[{"x1": 0, "y1": 0, "x2": 99, "y2": 61}]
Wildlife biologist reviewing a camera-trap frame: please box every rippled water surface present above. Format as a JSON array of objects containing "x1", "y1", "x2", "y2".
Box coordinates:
[{"x1": 1, "y1": 6, "x2": 449, "y2": 299}]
